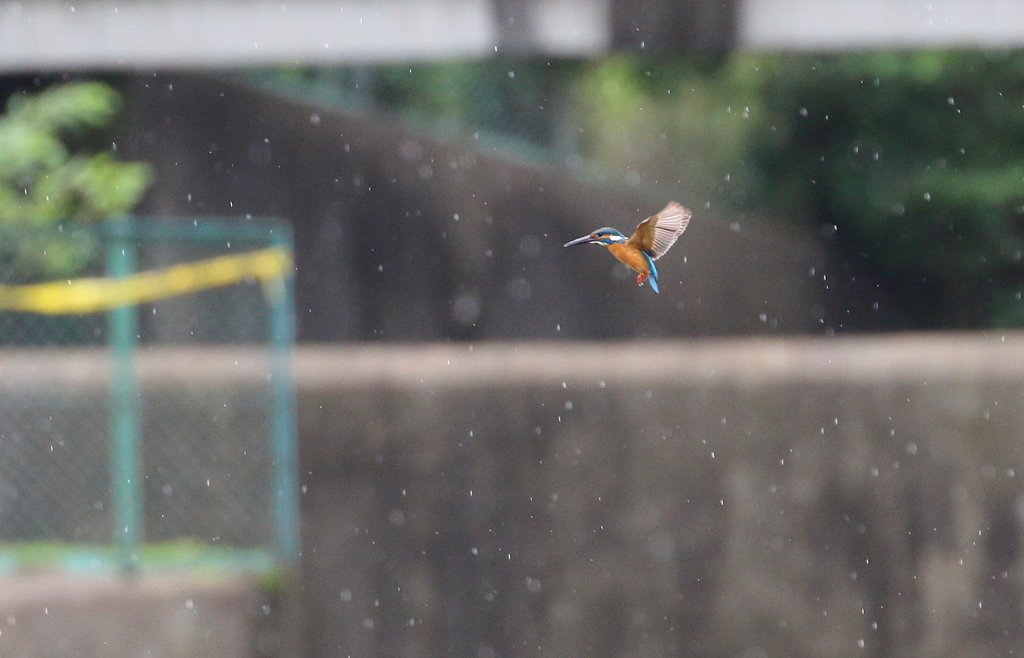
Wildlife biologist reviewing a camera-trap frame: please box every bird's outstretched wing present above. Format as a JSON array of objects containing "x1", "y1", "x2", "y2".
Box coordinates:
[{"x1": 627, "y1": 201, "x2": 691, "y2": 260}]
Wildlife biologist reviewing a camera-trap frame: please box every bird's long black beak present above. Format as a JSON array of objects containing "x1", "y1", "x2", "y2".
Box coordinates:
[{"x1": 563, "y1": 234, "x2": 596, "y2": 247}]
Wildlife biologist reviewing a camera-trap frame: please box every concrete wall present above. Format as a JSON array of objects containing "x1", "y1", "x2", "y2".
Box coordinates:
[
  {"x1": 2, "y1": 335, "x2": 1023, "y2": 657},
  {"x1": 122, "y1": 73, "x2": 898, "y2": 341},
  {"x1": 0, "y1": 573, "x2": 265, "y2": 658},
  {"x1": 295, "y1": 335, "x2": 1024, "y2": 658}
]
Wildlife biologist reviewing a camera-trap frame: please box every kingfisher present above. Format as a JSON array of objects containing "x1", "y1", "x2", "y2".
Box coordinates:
[{"x1": 563, "y1": 201, "x2": 691, "y2": 293}]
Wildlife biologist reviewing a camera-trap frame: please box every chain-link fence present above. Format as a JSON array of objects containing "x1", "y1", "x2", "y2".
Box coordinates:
[{"x1": 0, "y1": 217, "x2": 298, "y2": 572}]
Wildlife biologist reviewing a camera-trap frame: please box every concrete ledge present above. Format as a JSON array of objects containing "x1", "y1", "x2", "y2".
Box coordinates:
[
  {"x1": 0, "y1": 573, "x2": 262, "y2": 658},
  {"x1": 740, "y1": 0, "x2": 1024, "y2": 48},
  {"x1": 2, "y1": 332, "x2": 1023, "y2": 390},
  {"x1": 292, "y1": 333, "x2": 1024, "y2": 387},
  {"x1": 0, "y1": 0, "x2": 611, "y2": 71}
]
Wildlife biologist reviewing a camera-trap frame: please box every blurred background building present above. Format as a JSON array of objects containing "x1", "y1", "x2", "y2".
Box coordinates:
[{"x1": 5, "y1": 0, "x2": 1024, "y2": 68}]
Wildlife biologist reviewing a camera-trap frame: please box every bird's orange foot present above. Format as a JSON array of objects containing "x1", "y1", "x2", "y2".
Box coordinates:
[{"x1": 636, "y1": 273, "x2": 647, "y2": 287}]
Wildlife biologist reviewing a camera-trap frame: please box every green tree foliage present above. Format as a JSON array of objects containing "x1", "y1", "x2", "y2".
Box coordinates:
[
  {"x1": 745, "y1": 51, "x2": 1024, "y2": 328},
  {"x1": 0, "y1": 82, "x2": 153, "y2": 280},
  {"x1": 570, "y1": 55, "x2": 764, "y2": 204},
  {"x1": 284, "y1": 61, "x2": 585, "y2": 147},
  {"x1": 571, "y1": 52, "x2": 1024, "y2": 328}
]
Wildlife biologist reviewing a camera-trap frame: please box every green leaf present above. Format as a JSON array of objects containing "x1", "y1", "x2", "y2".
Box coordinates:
[
  {"x1": 0, "y1": 82, "x2": 153, "y2": 279},
  {"x1": 72, "y1": 153, "x2": 153, "y2": 218}
]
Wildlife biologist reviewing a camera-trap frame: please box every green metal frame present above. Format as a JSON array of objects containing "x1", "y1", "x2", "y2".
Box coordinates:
[
  {"x1": 101, "y1": 215, "x2": 299, "y2": 570},
  {"x1": 106, "y1": 216, "x2": 142, "y2": 568}
]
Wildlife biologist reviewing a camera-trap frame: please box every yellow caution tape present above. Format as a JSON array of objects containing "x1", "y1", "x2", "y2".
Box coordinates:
[{"x1": 0, "y1": 247, "x2": 292, "y2": 315}]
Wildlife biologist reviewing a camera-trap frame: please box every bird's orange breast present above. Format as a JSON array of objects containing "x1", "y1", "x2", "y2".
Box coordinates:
[{"x1": 606, "y1": 243, "x2": 651, "y2": 275}]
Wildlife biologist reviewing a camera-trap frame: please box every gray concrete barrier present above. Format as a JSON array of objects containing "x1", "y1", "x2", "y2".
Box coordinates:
[
  {"x1": 0, "y1": 574, "x2": 263, "y2": 658},
  {"x1": 296, "y1": 336, "x2": 1024, "y2": 658},
  {"x1": 1, "y1": 335, "x2": 1023, "y2": 657}
]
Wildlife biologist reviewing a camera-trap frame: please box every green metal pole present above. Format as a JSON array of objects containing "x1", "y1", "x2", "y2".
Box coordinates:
[
  {"x1": 106, "y1": 216, "x2": 142, "y2": 570},
  {"x1": 268, "y1": 228, "x2": 300, "y2": 564}
]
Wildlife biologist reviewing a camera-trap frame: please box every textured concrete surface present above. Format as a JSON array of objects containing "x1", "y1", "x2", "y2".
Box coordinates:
[
  {"x1": 3, "y1": 335, "x2": 1024, "y2": 657},
  {"x1": 0, "y1": 573, "x2": 263, "y2": 658},
  {"x1": 295, "y1": 335, "x2": 1024, "y2": 658}
]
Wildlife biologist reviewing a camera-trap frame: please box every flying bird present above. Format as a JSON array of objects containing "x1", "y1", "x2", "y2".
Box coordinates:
[{"x1": 563, "y1": 201, "x2": 691, "y2": 293}]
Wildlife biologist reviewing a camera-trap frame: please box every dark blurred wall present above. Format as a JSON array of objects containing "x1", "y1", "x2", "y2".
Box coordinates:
[{"x1": 120, "y1": 72, "x2": 895, "y2": 342}]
